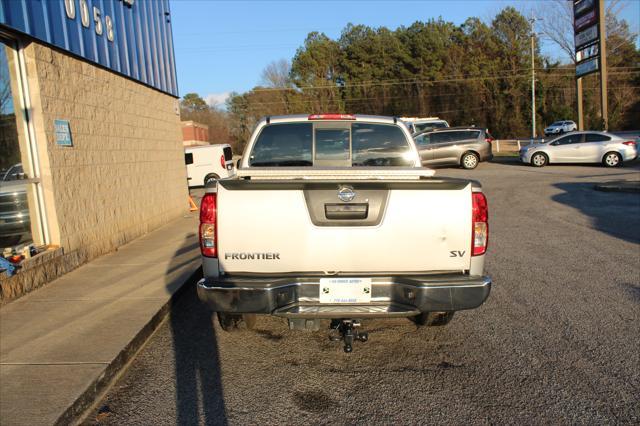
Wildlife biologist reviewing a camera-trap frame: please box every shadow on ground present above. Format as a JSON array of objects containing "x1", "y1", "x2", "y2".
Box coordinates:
[
  {"x1": 488, "y1": 156, "x2": 524, "y2": 166},
  {"x1": 490, "y1": 156, "x2": 640, "y2": 170},
  {"x1": 169, "y1": 236, "x2": 228, "y2": 425},
  {"x1": 552, "y1": 182, "x2": 640, "y2": 244}
]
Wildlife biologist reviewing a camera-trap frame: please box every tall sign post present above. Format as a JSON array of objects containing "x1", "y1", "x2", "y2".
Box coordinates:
[
  {"x1": 573, "y1": 0, "x2": 608, "y2": 130},
  {"x1": 598, "y1": 0, "x2": 608, "y2": 130},
  {"x1": 576, "y1": 79, "x2": 584, "y2": 130}
]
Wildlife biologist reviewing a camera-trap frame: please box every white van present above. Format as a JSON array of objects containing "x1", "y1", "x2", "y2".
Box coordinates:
[{"x1": 184, "y1": 144, "x2": 235, "y2": 187}]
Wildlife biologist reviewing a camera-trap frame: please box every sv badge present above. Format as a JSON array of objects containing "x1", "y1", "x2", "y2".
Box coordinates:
[{"x1": 449, "y1": 250, "x2": 466, "y2": 257}]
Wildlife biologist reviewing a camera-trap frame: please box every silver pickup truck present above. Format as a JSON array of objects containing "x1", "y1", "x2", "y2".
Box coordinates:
[{"x1": 197, "y1": 114, "x2": 491, "y2": 352}]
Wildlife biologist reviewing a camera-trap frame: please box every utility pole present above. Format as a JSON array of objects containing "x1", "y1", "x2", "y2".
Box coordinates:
[{"x1": 529, "y1": 14, "x2": 538, "y2": 139}]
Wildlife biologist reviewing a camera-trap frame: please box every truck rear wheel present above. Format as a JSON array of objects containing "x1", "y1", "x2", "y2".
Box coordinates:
[
  {"x1": 411, "y1": 311, "x2": 455, "y2": 327},
  {"x1": 216, "y1": 312, "x2": 257, "y2": 331}
]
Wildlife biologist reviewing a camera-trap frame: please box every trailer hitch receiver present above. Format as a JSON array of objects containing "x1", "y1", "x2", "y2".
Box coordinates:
[{"x1": 329, "y1": 319, "x2": 368, "y2": 353}]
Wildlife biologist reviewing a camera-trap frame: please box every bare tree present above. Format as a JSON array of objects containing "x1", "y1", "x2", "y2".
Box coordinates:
[
  {"x1": 0, "y1": 51, "x2": 13, "y2": 114},
  {"x1": 535, "y1": 0, "x2": 636, "y2": 64},
  {"x1": 260, "y1": 59, "x2": 291, "y2": 88},
  {"x1": 536, "y1": 0, "x2": 576, "y2": 61},
  {"x1": 0, "y1": 77, "x2": 11, "y2": 114}
]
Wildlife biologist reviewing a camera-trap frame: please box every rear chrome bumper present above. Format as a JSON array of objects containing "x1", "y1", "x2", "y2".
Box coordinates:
[{"x1": 197, "y1": 274, "x2": 491, "y2": 318}]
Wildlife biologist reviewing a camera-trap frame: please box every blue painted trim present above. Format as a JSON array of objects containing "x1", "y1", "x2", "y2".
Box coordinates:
[{"x1": 0, "y1": 0, "x2": 178, "y2": 96}]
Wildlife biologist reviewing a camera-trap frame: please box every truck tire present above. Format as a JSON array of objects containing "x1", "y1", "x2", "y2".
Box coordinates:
[
  {"x1": 411, "y1": 311, "x2": 455, "y2": 327},
  {"x1": 216, "y1": 312, "x2": 257, "y2": 331}
]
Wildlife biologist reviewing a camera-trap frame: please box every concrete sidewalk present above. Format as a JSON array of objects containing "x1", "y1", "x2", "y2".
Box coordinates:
[{"x1": 0, "y1": 213, "x2": 201, "y2": 426}]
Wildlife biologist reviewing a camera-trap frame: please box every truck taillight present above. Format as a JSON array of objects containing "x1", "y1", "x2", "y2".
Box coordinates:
[
  {"x1": 199, "y1": 193, "x2": 217, "y2": 257},
  {"x1": 220, "y1": 154, "x2": 225, "y2": 168},
  {"x1": 472, "y1": 192, "x2": 488, "y2": 256},
  {"x1": 308, "y1": 114, "x2": 356, "y2": 120}
]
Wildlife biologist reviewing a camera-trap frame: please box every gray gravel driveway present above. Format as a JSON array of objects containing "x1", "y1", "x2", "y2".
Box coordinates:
[{"x1": 88, "y1": 159, "x2": 640, "y2": 425}]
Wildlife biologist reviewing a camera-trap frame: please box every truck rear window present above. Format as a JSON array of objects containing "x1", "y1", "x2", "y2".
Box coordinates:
[
  {"x1": 249, "y1": 122, "x2": 413, "y2": 167},
  {"x1": 315, "y1": 129, "x2": 350, "y2": 161},
  {"x1": 351, "y1": 123, "x2": 414, "y2": 166},
  {"x1": 249, "y1": 123, "x2": 313, "y2": 167}
]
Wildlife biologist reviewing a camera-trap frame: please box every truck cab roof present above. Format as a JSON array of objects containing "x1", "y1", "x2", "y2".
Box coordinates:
[{"x1": 260, "y1": 114, "x2": 402, "y2": 125}]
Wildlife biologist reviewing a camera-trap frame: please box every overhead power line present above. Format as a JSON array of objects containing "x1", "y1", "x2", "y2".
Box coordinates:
[
  {"x1": 230, "y1": 68, "x2": 638, "y2": 95},
  {"x1": 229, "y1": 84, "x2": 639, "y2": 110}
]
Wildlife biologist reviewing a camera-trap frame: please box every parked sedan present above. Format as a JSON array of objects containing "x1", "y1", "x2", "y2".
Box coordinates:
[
  {"x1": 519, "y1": 132, "x2": 637, "y2": 167},
  {"x1": 544, "y1": 120, "x2": 577, "y2": 136},
  {"x1": 414, "y1": 127, "x2": 493, "y2": 169}
]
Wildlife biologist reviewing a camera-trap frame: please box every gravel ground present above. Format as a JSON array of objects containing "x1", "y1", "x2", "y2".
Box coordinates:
[{"x1": 87, "y1": 159, "x2": 640, "y2": 425}]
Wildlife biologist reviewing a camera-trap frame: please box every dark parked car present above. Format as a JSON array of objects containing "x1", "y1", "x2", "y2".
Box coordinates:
[
  {"x1": 413, "y1": 127, "x2": 494, "y2": 169},
  {"x1": 0, "y1": 164, "x2": 31, "y2": 247}
]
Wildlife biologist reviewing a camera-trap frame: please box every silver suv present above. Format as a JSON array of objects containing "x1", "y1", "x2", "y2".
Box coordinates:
[
  {"x1": 544, "y1": 120, "x2": 577, "y2": 136},
  {"x1": 414, "y1": 127, "x2": 494, "y2": 169}
]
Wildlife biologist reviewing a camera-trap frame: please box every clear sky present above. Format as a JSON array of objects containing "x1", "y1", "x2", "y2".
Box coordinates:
[{"x1": 169, "y1": 0, "x2": 639, "y2": 105}]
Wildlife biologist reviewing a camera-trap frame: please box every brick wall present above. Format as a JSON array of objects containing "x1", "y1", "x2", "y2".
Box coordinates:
[
  {"x1": 181, "y1": 121, "x2": 209, "y2": 146},
  {"x1": 1, "y1": 42, "x2": 188, "y2": 301},
  {"x1": 28, "y1": 42, "x2": 188, "y2": 257}
]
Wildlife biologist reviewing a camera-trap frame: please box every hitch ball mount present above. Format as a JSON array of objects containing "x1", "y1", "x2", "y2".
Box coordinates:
[{"x1": 329, "y1": 319, "x2": 368, "y2": 353}]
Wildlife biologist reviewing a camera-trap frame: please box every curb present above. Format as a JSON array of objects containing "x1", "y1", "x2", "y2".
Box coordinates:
[
  {"x1": 594, "y1": 182, "x2": 640, "y2": 194},
  {"x1": 55, "y1": 266, "x2": 203, "y2": 426}
]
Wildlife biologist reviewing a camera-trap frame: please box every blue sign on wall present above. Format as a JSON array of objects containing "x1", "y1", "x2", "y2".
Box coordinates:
[
  {"x1": 54, "y1": 119, "x2": 72, "y2": 146},
  {"x1": 0, "y1": 0, "x2": 178, "y2": 97}
]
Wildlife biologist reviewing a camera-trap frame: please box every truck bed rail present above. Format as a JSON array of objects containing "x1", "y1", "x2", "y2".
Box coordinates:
[{"x1": 237, "y1": 167, "x2": 436, "y2": 180}]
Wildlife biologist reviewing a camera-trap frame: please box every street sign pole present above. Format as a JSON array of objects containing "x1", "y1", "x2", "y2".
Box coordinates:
[
  {"x1": 598, "y1": 0, "x2": 608, "y2": 130},
  {"x1": 577, "y1": 77, "x2": 584, "y2": 130},
  {"x1": 573, "y1": 0, "x2": 605, "y2": 131}
]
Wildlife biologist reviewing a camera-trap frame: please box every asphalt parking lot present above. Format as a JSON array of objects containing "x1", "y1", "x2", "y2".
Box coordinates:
[{"x1": 87, "y1": 159, "x2": 639, "y2": 425}]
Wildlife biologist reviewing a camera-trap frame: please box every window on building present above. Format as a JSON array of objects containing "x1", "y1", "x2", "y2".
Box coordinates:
[{"x1": 1, "y1": 37, "x2": 45, "y2": 267}]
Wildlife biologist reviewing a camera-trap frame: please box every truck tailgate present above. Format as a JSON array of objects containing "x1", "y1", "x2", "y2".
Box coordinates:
[{"x1": 216, "y1": 179, "x2": 473, "y2": 274}]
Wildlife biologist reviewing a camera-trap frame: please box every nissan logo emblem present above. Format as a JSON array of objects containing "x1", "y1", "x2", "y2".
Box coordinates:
[{"x1": 338, "y1": 186, "x2": 356, "y2": 202}]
